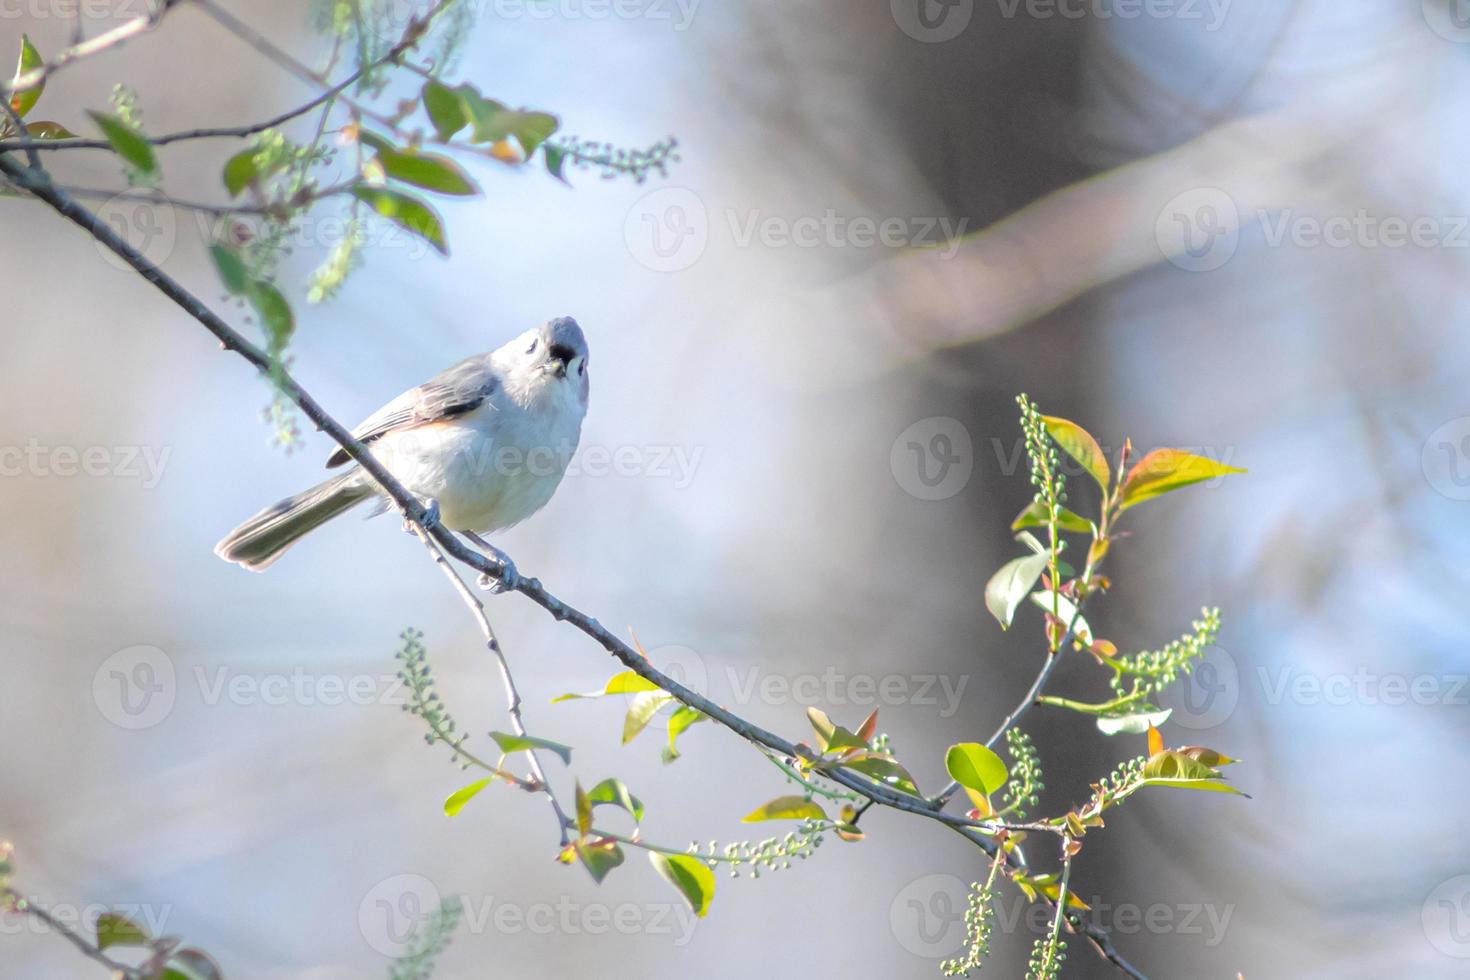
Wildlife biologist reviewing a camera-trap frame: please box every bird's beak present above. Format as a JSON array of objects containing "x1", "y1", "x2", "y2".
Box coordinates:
[{"x1": 547, "y1": 343, "x2": 576, "y2": 378}]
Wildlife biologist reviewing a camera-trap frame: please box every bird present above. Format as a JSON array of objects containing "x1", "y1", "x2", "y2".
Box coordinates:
[{"x1": 215, "y1": 316, "x2": 589, "y2": 579}]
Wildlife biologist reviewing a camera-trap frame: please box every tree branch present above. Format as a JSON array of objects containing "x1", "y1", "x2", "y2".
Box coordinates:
[{"x1": 0, "y1": 152, "x2": 1148, "y2": 979}]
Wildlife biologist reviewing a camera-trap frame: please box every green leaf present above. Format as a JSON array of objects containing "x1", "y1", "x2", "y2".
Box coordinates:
[
  {"x1": 944, "y1": 743, "x2": 1009, "y2": 799},
  {"x1": 586, "y1": 778, "x2": 644, "y2": 823},
  {"x1": 1096, "y1": 708, "x2": 1172, "y2": 736},
  {"x1": 543, "y1": 143, "x2": 569, "y2": 183},
  {"x1": 222, "y1": 148, "x2": 258, "y2": 197},
  {"x1": 1118, "y1": 449, "x2": 1245, "y2": 511},
  {"x1": 422, "y1": 80, "x2": 469, "y2": 141},
  {"x1": 87, "y1": 110, "x2": 156, "y2": 175},
  {"x1": 95, "y1": 912, "x2": 149, "y2": 950},
  {"x1": 574, "y1": 838, "x2": 624, "y2": 884},
  {"x1": 805, "y1": 706, "x2": 867, "y2": 754},
  {"x1": 488, "y1": 731, "x2": 572, "y2": 765},
  {"x1": 663, "y1": 705, "x2": 706, "y2": 763},
  {"x1": 842, "y1": 753, "x2": 921, "y2": 796},
  {"x1": 1010, "y1": 500, "x2": 1092, "y2": 535},
  {"x1": 10, "y1": 35, "x2": 43, "y2": 118},
  {"x1": 246, "y1": 280, "x2": 294, "y2": 348},
  {"x1": 1042, "y1": 415, "x2": 1110, "y2": 491},
  {"x1": 209, "y1": 245, "x2": 250, "y2": 295},
  {"x1": 443, "y1": 778, "x2": 493, "y2": 816},
  {"x1": 553, "y1": 670, "x2": 661, "y2": 701},
  {"x1": 742, "y1": 795, "x2": 829, "y2": 822},
  {"x1": 351, "y1": 185, "x2": 448, "y2": 255},
  {"x1": 460, "y1": 90, "x2": 559, "y2": 153},
  {"x1": 649, "y1": 852, "x2": 715, "y2": 918},
  {"x1": 160, "y1": 950, "x2": 223, "y2": 980},
  {"x1": 24, "y1": 121, "x2": 75, "y2": 140},
  {"x1": 575, "y1": 780, "x2": 593, "y2": 835},
  {"x1": 1176, "y1": 746, "x2": 1237, "y2": 767},
  {"x1": 985, "y1": 553, "x2": 1048, "y2": 629},
  {"x1": 1136, "y1": 750, "x2": 1248, "y2": 797},
  {"x1": 1027, "y1": 589, "x2": 1093, "y2": 644},
  {"x1": 622, "y1": 690, "x2": 674, "y2": 744},
  {"x1": 359, "y1": 130, "x2": 480, "y2": 196}
]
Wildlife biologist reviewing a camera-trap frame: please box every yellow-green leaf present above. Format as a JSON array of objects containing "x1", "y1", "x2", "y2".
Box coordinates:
[
  {"x1": 95, "y1": 912, "x2": 149, "y2": 950},
  {"x1": 10, "y1": 35, "x2": 43, "y2": 118},
  {"x1": 662, "y1": 705, "x2": 706, "y2": 764},
  {"x1": 622, "y1": 689, "x2": 673, "y2": 744},
  {"x1": 488, "y1": 731, "x2": 572, "y2": 764},
  {"x1": 1119, "y1": 449, "x2": 1245, "y2": 511},
  {"x1": 222, "y1": 149, "x2": 258, "y2": 197},
  {"x1": 1042, "y1": 415, "x2": 1110, "y2": 491},
  {"x1": 24, "y1": 121, "x2": 75, "y2": 140},
  {"x1": 359, "y1": 130, "x2": 480, "y2": 196},
  {"x1": 1011, "y1": 499, "x2": 1092, "y2": 534},
  {"x1": 742, "y1": 795, "x2": 828, "y2": 822},
  {"x1": 443, "y1": 778, "x2": 493, "y2": 816},
  {"x1": 649, "y1": 852, "x2": 715, "y2": 918},
  {"x1": 352, "y1": 185, "x2": 448, "y2": 255},
  {"x1": 585, "y1": 778, "x2": 644, "y2": 823},
  {"x1": 944, "y1": 743, "x2": 1009, "y2": 797},
  {"x1": 553, "y1": 670, "x2": 660, "y2": 702},
  {"x1": 87, "y1": 110, "x2": 156, "y2": 175}
]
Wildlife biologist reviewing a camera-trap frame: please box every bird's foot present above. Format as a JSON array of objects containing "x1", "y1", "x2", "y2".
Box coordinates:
[
  {"x1": 469, "y1": 536, "x2": 519, "y2": 594},
  {"x1": 406, "y1": 498, "x2": 441, "y2": 534}
]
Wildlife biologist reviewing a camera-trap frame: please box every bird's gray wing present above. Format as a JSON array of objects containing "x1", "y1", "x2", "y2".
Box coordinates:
[{"x1": 325, "y1": 353, "x2": 498, "y2": 468}]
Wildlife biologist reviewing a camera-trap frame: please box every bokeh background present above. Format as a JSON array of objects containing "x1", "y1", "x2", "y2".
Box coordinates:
[{"x1": 4, "y1": 1, "x2": 1470, "y2": 977}]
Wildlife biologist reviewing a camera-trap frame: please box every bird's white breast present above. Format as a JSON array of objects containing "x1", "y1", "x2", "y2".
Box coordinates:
[{"x1": 369, "y1": 382, "x2": 585, "y2": 533}]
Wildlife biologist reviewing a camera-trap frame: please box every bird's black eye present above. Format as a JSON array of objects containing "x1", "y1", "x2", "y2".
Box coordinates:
[
  {"x1": 526, "y1": 339, "x2": 538, "y2": 355},
  {"x1": 577, "y1": 362, "x2": 585, "y2": 376}
]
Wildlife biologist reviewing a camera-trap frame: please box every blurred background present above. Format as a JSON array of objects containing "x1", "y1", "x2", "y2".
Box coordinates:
[{"x1": 3, "y1": 1, "x2": 1469, "y2": 977}]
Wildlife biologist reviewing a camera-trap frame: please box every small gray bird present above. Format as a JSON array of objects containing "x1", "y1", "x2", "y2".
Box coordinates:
[{"x1": 216, "y1": 316, "x2": 589, "y2": 573}]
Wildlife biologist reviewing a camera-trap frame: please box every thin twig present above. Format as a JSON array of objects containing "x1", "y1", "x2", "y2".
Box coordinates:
[
  {"x1": 416, "y1": 529, "x2": 573, "y2": 844},
  {"x1": 2, "y1": 0, "x2": 183, "y2": 97},
  {"x1": 0, "y1": 0, "x2": 452, "y2": 156},
  {"x1": 196, "y1": 0, "x2": 400, "y2": 131}
]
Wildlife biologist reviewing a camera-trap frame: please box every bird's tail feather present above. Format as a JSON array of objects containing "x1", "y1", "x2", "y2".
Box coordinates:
[{"x1": 215, "y1": 472, "x2": 372, "y2": 571}]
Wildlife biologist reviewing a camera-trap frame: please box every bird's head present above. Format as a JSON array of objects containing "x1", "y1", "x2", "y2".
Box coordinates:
[{"x1": 500, "y1": 316, "x2": 589, "y2": 406}]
